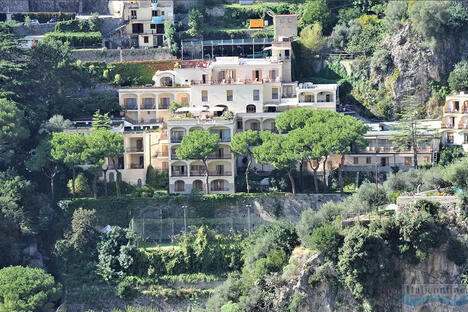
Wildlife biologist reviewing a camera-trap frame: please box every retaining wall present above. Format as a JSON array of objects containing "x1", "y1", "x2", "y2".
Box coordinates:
[
  {"x1": 0, "y1": 0, "x2": 110, "y2": 14},
  {"x1": 71, "y1": 47, "x2": 175, "y2": 62}
]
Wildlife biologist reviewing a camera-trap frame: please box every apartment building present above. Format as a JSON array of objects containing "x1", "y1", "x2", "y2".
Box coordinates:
[
  {"x1": 109, "y1": 0, "x2": 174, "y2": 47},
  {"x1": 342, "y1": 121, "x2": 440, "y2": 173},
  {"x1": 440, "y1": 92, "x2": 468, "y2": 152}
]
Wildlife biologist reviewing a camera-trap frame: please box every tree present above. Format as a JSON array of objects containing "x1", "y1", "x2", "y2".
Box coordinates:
[
  {"x1": 0, "y1": 170, "x2": 36, "y2": 235},
  {"x1": 0, "y1": 266, "x2": 62, "y2": 312},
  {"x1": 392, "y1": 97, "x2": 435, "y2": 168},
  {"x1": 253, "y1": 131, "x2": 300, "y2": 195},
  {"x1": 83, "y1": 129, "x2": 124, "y2": 198},
  {"x1": 40, "y1": 114, "x2": 72, "y2": 134},
  {"x1": 0, "y1": 98, "x2": 29, "y2": 164},
  {"x1": 300, "y1": 0, "x2": 332, "y2": 31},
  {"x1": 308, "y1": 224, "x2": 343, "y2": 264},
  {"x1": 448, "y1": 60, "x2": 468, "y2": 92},
  {"x1": 230, "y1": 130, "x2": 261, "y2": 193},
  {"x1": 328, "y1": 114, "x2": 368, "y2": 193},
  {"x1": 91, "y1": 110, "x2": 112, "y2": 130},
  {"x1": 50, "y1": 132, "x2": 86, "y2": 198},
  {"x1": 164, "y1": 20, "x2": 178, "y2": 55},
  {"x1": 0, "y1": 22, "x2": 25, "y2": 98},
  {"x1": 299, "y1": 23, "x2": 326, "y2": 52},
  {"x1": 444, "y1": 158, "x2": 468, "y2": 190},
  {"x1": 26, "y1": 137, "x2": 60, "y2": 200},
  {"x1": 97, "y1": 226, "x2": 139, "y2": 282},
  {"x1": 275, "y1": 107, "x2": 317, "y2": 133},
  {"x1": 70, "y1": 208, "x2": 98, "y2": 251},
  {"x1": 187, "y1": 9, "x2": 203, "y2": 38},
  {"x1": 176, "y1": 130, "x2": 219, "y2": 194}
]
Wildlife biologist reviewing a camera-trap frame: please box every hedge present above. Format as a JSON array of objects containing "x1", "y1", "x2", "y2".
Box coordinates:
[
  {"x1": 11, "y1": 12, "x2": 75, "y2": 23},
  {"x1": 55, "y1": 19, "x2": 90, "y2": 33},
  {"x1": 45, "y1": 31, "x2": 102, "y2": 47}
]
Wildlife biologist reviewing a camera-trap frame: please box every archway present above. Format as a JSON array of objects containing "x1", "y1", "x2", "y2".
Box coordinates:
[{"x1": 175, "y1": 180, "x2": 185, "y2": 192}]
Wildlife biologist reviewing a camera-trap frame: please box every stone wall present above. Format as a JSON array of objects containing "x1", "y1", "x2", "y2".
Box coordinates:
[
  {"x1": 71, "y1": 47, "x2": 175, "y2": 62},
  {"x1": 396, "y1": 195, "x2": 458, "y2": 211},
  {"x1": 13, "y1": 23, "x2": 55, "y2": 36},
  {"x1": 0, "y1": 0, "x2": 110, "y2": 14}
]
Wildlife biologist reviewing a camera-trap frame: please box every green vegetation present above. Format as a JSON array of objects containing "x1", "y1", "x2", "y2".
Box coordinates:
[
  {"x1": 45, "y1": 31, "x2": 102, "y2": 47},
  {"x1": 448, "y1": 60, "x2": 468, "y2": 92},
  {"x1": 0, "y1": 266, "x2": 62, "y2": 311}
]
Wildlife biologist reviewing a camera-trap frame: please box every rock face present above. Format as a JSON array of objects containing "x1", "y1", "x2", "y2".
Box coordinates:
[
  {"x1": 276, "y1": 246, "x2": 464, "y2": 312},
  {"x1": 383, "y1": 23, "x2": 468, "y2": 108}
]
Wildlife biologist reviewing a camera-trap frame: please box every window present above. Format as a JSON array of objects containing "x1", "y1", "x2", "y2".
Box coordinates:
[
  {"x1": 270, "y1": 70, "x2": 277, "y2": 80},
  {"x1": 143, "y1": 36, "x2": 149, "y2": 43},
  {"x1": 253, "y1": 89, "x2": 260, "y2": 101},
  {"x1": 150, "y1": 23, "x2": 156, "y2": 29},
  {"x1": 272, "y1": 88, "x2": 279, "y2": 100},
  {"x1": 246, "y1": 105, "x2": 256, "y2": 113},
  {"x1": 131, "y1": 10, "x2": 137, "y2": 19},
  {"x1": 161, "y1": 11, "x2": 165, "y2": 15},
  {"x1": 144, "y1": 98, "x2": 153, "y2": 108},
  {"x1": 251, "y1": 122, "x2": 259, "y2": 130},
  {"x1": 366, "y1": 157, "x2": 371, "y2": 164},
  {"x1": 175, "y1": 180, "x2": 185, "y2": 192},
  {"x1": 152, "y1": 10, "x2": 158, "y2": 16},
  {"x1": 202, "y1": 90, "x2": 208, "y2": 102},
  {"x1": 465, "y1": 134, "x2": 468, "y2": 144},
  {"x1": 404, "y1": 157, "x2": 412, "y2": 166},
  {"x1": 226, "y1": 90, "x2": 233, "y2": 101},
  {"x1": 160, "y1": 97, "x2": 169, "y2": 109},
  {"x1": 285, "y1": 50, "x2": 290, "y2": 59},
  {"x1": 353, "y1": 157, "x2": 359, "y2": 165},
  {"x1": 237, "y1": 120, "x2": 243, "y2": 130},
  {"x1": 126, "y1": 98, "x2": 136, "y2": 106},
  {"x1": 162, "y1": 162, "x2": 168, "y2": 171}
]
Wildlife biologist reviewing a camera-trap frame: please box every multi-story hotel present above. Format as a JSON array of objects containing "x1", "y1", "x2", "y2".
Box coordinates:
[
  {"x1": 109, "y1": 0, "x2": 174, "y2": 48},
  {"x1": 440, "y1": 92, "x2": 468, "y2": 151}
]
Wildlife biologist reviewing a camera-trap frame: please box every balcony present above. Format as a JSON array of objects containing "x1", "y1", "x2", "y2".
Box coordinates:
[
  {"x1": 125, "y1": 104, "x2": 138, "y2": 110},
  {"x1": 171, "y1": 172, "x2": 188, "y2": 177},
  {"x1": 152, "y1": 16, "x2": 164, "y2": 23},
  {"x1": 207, "y1": 153, "x2": 232, "y2": 159},
  {"x1": 141, "y1": 104, "x2": 156, "y2": 110},
  {"x1": 126, "y1": 147, "x2": 144, "y2": 153},
  {"x1": 190, "y1": 171, "x2": 205, "y2": 176},
  {"x1": 209, "y1": 171, "x2": 232, "y2": 176},
  {"x1": 171, "y1": 137, "x2": 183, "y2": 143},
  {"x1": 130, "y1": 163, "x2": 144, "y2": 169}
]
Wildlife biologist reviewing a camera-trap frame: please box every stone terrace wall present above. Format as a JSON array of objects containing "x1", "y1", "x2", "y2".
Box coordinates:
[
  {"x1": 71, "y1": 48, "x2": 175, "y2": 62},
  {"x1": 396, "y1": 195, "x2": 458, "y2": 211},
  {"x1": 0, "y1": 0, "x2": 110, "y2": 14}
]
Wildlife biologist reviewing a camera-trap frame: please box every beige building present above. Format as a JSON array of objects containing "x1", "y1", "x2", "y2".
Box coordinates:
[
  {"x1": 109, "y1": 0, "x2": 174, "y2": 47},
  {"x1": 440, "y1": 92, "x2": 468, "y2": 152}
]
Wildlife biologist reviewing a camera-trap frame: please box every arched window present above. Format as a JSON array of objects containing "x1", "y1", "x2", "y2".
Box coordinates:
[
  {"x1": 175, "y1": 180, "x2": 185, "y2": 192},
  {"x1": 246, "y1": 104, "x2": 256, "y2": 113},
  {"x1": 109, "y1": 172, "x2": 115, "y2": 182},
  {"x1": 192, "y1": 180, "x2": 203, "y2": 192}
]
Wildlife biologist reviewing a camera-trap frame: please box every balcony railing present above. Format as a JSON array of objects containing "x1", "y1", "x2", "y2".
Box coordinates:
[
  {"x1": 125, "y1": 104, "x2": 138, "y2": 110},
  {"x1": 208, "y1": 153, "x2": 232, "y2": 159},
  {"x1": 159, "y1": 103, "x2": 169, "y2": 109},
  {"x1": 171, "y1": 154, "x2": 179, "y2": 160},
  {"x1": 171, "y1": 137, "x2": 183, "y2": 143},
  {"x1": 126, "y1": 147, "x2": 144, "y2": 153},
  {"x1": 211, "y1": 187, "x2": 230, "y2": 192},
  {"x1": 171, "y1": 172, "x2": 188, "y2": 177},
  {"x1": 190, "y1": 171, "x2": 205, "y2": 176},
  {"x1": 209, "y1": 171, "x2": 232, "y2": 176},
  {"x1": 130, "y1": 164, "x2": 144, "y2": 169},
  {"x1": 220, "y1": 137, "x2": 231, "y2": 142},
  {"x1": 141, "y1": 104, "x2": 156, "y2": 110}
]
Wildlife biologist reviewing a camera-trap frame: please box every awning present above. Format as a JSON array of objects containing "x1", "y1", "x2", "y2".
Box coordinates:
[{"x1": 176, "y1": 107, "x2": 190, "y2": 112}]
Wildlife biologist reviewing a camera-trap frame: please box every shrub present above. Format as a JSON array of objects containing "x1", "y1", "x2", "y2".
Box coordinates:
[
  {"x1": 447, "y1": 236, "x2": 468, "y2": 266},
  {"x1": 45, "y1": 32, "x2": 102, "y2": 47},
  {"x1": 444, "y1": 158, "x2": 468, "y2": 189},
  {"x1": 68, "y1": 173, "x2": 90, "y2": 196},
  {"x1": 414, "y1": 199, "x2": 440, "y2": 217},
  {"x1": 117, "y1": 277, "x2": 139, "y2": 301},
  {"x1": 308, "y1": 224, "x2": 343, "y2": 263},
  {"x1": 421, "y1": 167, "x2": 447, "y2": 192},
  {"x1": 221, "y1": 302, "x2": 242, "y2": 312},
  {"x1": 439, "y1": 145, "x2": 465, "y2": 166},
  {"x1": 448, "y1": 60, "x2": 468, "y2": 92},
  {"x1": 0, "y1": 266, "x2": 62, "y2": 312}
]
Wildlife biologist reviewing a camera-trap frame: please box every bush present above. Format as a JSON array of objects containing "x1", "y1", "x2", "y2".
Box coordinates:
[
  {"x1": 68, "y1": 173, "x2": 90, "y2": 196},
  {"x1": 444, "y1": 158, "x2": 468, "y2": 189},
  {"x1": 12, "y1": 12, "x2": 75, "y2": 23},
  {"x1": 0, "y1": 266, "x2": 62, "y2": 312},
  {"x1": 448, "y1": 60, "x2": 468, "y2": 92},
  {"x1": 45, "y1": 32, "x2": 102, "y2": 47},
  {"x1": 117, "y1": 277, "x2": 139, "y2": 301},
  {"x1": 308, "y1": 224, "x2": 343, "y2": 263},
  {"x1": 447, "y1": 236, "x2": 468, "y2": 266},
  {"x1": 55, "y1": 19, "x2": 91, "y2": 32},
  {"x1": 439, "y1": 145, "x2": 465, "y2": 166},
  {"x1": 414, "y1": 199, "x2": 440, "y2": 217}
]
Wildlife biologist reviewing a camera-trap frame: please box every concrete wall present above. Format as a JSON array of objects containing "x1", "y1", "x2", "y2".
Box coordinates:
[
  {"x1": 0, "y1": 0, "x2": 110, "y2": 14},
  {"x1": 71, "y1": 48, "x2": 175, "y2": 62}
]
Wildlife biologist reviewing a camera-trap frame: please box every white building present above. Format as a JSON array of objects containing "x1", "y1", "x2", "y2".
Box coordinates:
[{"x1": 440, "y1": 92, "x2": 468, "y2": 151}]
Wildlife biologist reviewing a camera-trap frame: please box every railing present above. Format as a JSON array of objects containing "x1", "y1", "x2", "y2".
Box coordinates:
[
  {"x1": 441, "y1": 123, "x2": 455, "y2": 129},
  {"x1": 190, "y1": 79, "x2": 263, "y2": 85},
  {"x1": 209, "y1": 171, "x2": 232, "y2": 176},
  {"x1": 159, "y1": 104, "x2": 169, "y2": 109},
  {"x1": 126, "y1": 147, "x2": 144, "y2": 153},
  {"x1": 141, "y1": 104, "x2": 156, "y2": 109},
  {"x1": 171, "y1": 154, "x2": 179, "y2": 160},
  {"x1": 171, "y1": 137, "x2": 183, "y2": 143},
  {"x1": 208, "y1": 153, "x2": 232, "y2": 159},
  {"x1": 190, "y1": 171, "x2": 205, "y2": 176},
  {"x1": 125, "y1": 104, "x2": 138, "y2": 110},
  {"x1": 130, "y1": 164, "x2": 144, "y2": 169},
  {"x1": 220, "y1": 137, "x2": 231, "y2": 142},
  {"x1": 171, "y1": 172, "x2": 188, "y2": 177},
  {"x1": 125, "y1": 117, "x2": 164, "y2": 125}
]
